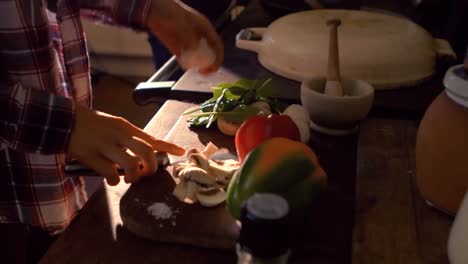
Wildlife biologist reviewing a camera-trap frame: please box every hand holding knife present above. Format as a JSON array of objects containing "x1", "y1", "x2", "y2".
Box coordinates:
[{"x1": 64, "y1": 152, "x2": 170, "y2": 177}]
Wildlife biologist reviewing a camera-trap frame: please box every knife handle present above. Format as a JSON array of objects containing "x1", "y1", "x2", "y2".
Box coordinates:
[{"x1": 64, "y1": 164, "x2": 128, "y2": 176}]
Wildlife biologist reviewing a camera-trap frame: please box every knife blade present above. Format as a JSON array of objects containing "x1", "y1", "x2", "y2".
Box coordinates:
[{"x1": 64, "y1": 152, "x2": 170, "y2": 177}]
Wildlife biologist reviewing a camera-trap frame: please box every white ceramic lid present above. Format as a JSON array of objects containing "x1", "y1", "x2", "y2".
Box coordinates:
[
  {"x1": 444, "y1": 65, "x2": 468, "y2": 108},
  {"x1": 236, "y1": 10, "x2": 455, "y2": 90}
]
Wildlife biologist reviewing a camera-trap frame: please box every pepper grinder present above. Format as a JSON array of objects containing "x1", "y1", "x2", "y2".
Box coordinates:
[{"x1": 236, "y1": 193, "x2": 291, "y2": 264}]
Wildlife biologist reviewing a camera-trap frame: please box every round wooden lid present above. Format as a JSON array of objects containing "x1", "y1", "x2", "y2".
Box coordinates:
[{"x1": 239, "y1": 10, "x2": 440, "y2": 89}]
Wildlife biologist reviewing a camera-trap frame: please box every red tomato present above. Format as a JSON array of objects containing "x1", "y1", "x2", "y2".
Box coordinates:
[{"x1": 235, "y1": 114, "x2": 301, "y2": 162}]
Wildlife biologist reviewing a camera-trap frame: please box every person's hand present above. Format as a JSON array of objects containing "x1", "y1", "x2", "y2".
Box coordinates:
[
  {"x1": 67, "y1": 105, "x2": 185, "y2": 186},
  {"x1": 147, "y1": 0, "x2": 223, "y2": 74}
]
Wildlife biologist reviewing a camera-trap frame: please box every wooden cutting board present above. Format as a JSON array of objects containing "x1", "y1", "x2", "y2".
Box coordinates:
[
  {"x1": 120, "y1": 102, "x2": 357, "y2": 261},
  {"x1": 120, "y1": 114, "x2": 240, "y2": 250}
]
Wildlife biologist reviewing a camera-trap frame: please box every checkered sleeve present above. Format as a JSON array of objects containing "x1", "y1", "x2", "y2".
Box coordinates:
[
  {"x1": 0, "y1": 82, "x2": 75, "y2": 154},
  {"x1": 77, "y1": 0, "x2": 153, "y2": 30}
]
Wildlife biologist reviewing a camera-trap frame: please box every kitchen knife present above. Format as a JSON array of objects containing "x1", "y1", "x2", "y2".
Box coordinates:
[{"x1": 64, "y1": 152, "x2": 170, "y2": 177}]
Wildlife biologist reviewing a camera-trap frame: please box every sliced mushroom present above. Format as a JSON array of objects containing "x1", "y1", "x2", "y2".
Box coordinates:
[
  {"x1": 172, "y1": 181, "x2": 188, "y2": 202},
  {"x1": 179, "y1": 166, "x2": 216, "y2": 186},
  {"x1": 211, "y1": 159, "x2": 240, "y2": 168},
  {"x1": 188, "y1": 153, "x2": 210, "y2": 171},
  {"x1": 186, "y1": 148, "x2": 200, "y2": 156},
  {"x1": 196, "y1": 188, "x2": 226, "y2": 207},
  {"x1": 172, "y1": 162, "x2": 190, "y2": 178},
  {"x1": 295, "y1": 119, "x2": 311, "y2": 143},
  {"x1": 207, "y1": 160, "x2": 239, "y2": 186},
  {"x1": 283, "y1": 104, "x2": 310, "y2": 124},
  {"x1": 282, "y1": 104, "x2": 311, "y2": 144},
  {"x1": 191, "y1": 174, "x2": 216, "y2": 186},
  {"x1": 200, "y1": 142, "x2": 219, "y2": 159},
  {"x1": 171, "y1": 142, "x2": 239, "y2": 207},
  {"x1": 197, "y1": 185, "x2": 217, "y2": 193},
  {"x1": 185, "y1": 181, "x2": 198, "y2": 203}
]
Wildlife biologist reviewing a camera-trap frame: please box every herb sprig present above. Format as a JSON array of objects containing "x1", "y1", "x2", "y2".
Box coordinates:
[{"x1": 183, "y1": 78, "x2": 286, "y2": 127}]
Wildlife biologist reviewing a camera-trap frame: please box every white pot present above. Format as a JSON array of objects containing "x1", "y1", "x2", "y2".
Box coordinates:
[
  {"x1": 300, "y1": 78, "x2": 374, "y2": 135},
  {"x1": 448, "y1": 191, "x2": 468, "y2": 264}
]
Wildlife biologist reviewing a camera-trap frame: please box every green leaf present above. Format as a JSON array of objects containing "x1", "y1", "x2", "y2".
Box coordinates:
[
  {"x1": 239, "y1": 89, "x2": 256, "y2": 105},
  {"x1": 206, "y1": 88, "x2": 228, "y2": 128},
  {"x1": 212, "y1": 87, "x2": 224, "y2": 99},
  {"x1": 254, "y1": 97, "x2": 287, "y2": 113},
  {"x1": 200, "y1": 97, "x2": 216, "y2": 106},
  {"x1": 182, "y1": 106, "x2": 202, "y2": 115},
  {"x1": 269, "y1": 100, "x2": 288, "y2": 113},
  {"x1": 220, "y1": 105, "x2": 262, "y2": 123},
  {"x1": 217, "y1": 98, "x2": 238, "y2": 112},
  {"x1": 216, "y1": 82, "x2": 238, "y2": 89},
  {"x1": 256, "y1": 78, "x2": 273, "y2": 98},
  {"x1": 223, "y1": 89, "x2": 241, "y2": 102},
  {"x1": 226, "y1": 86, "x2": 246, "y2": 97},
  {"x1": 185, "y1": 78, "x2": 282, "y2": 128},
  {"x1": 200, "y1": 99, "x2": 217, "y2": 112},
  {"x1": 187, "y1": 115, "x2": 213, "y2": 126},
  {"x1": 214, "y1": 87, "x2": 246, "y2": 101},
  {"x1": 233, "y1": 79, "x2": 258, "y2": 90}
]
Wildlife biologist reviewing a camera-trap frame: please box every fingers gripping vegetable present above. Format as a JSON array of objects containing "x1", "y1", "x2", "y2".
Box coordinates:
[
  {"x1": 226, "y1": 137, "x2": 327, "y2": 219},
  {"x1": 235, "y1": 114, "x2": 301, "y2": 162}
]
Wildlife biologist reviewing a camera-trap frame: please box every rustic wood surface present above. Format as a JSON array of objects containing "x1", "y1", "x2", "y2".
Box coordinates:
[
  {"x1": 120, "y1": 113, "x2": 240, "y2": 250},
  {"x1": 120, "y1": 103, "x2": 357, "y2": 261},
  {"x1": 40, "y1": 103, "x2": 455, "y2": 264},
  {"x1": 120, "y1": 169, "x2": 240, "y2": 250},
  {"x1": 39, "y1": 101, "x2": 235, "y2": 264},
  {"x1": 38, "y1": 0, "x2": 456, "y2": 262},
  {"x1": 353, "y1": 119, "x2": 453, "y2": 264},
  {"x1": 40, "y1": 100, "x2": 357, "y2": 264}
]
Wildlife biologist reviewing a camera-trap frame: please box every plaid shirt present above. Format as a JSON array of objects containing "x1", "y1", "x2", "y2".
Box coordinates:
[{"x1": 0, "y1": 0, "x2": 151, "y2": 233}]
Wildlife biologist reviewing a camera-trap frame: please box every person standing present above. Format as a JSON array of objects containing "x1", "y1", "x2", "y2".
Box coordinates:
[{"x1": 0, "y1": 0, "x2": 223, "y2": 263}]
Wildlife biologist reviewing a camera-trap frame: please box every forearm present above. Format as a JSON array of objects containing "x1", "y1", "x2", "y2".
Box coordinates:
[
  {"x1": 0, "y1": 82, "x2": 75, "y2": 154},
  {"x1": 74, "y1": 0, "x2": 153, "y2": 30}
]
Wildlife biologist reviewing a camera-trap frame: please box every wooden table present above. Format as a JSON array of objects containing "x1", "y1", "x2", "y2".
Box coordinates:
[
  {"x1": 354, "y1": 119, "x2": 453, "y2": 264},
  {"x1": 40, "y1": 101, "x2": 234, "y2": 264},
  {"x1": 40, "y1": 100, "x2": 356, "y2": 263},
  {"x1": 39, "y1": 1, "x2": 455, "y2": 262},
  {"x1": 40, "y1": 100, "x2": 453, "y2": 264}
]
